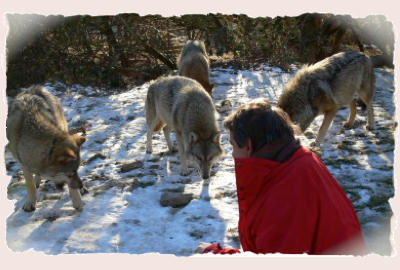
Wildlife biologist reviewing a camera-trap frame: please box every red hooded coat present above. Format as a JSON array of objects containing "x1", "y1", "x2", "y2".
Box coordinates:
[{"x1": 204, "y1": 147, "x2": 368, "y2": 255}]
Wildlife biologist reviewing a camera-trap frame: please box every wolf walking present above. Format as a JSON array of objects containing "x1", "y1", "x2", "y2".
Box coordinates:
[
  {"x1": 178, "y1": 40, "x2": 214, "y2": 96},
  {"x1": 145, "y1": 76, "x2": 223, "y2": 179},
  {"x1": 6, "y1": 85, "x2": 86, "y2": 211},
  {"x1": 278, "y1": 51, "x2": 375, "y2": 145}
]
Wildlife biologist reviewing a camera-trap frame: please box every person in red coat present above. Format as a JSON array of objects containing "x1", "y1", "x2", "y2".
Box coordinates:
[{"x1": 196, "y1": 98, "x2": 368, "y2": 255}]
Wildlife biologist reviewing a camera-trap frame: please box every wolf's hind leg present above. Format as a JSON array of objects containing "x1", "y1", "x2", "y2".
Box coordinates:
[
  {"x1": 163, "y1": 125, "x2": 176, "y2": 152},
  {"x1": 344, "y1": 99, "x2": 356, "y2": 128},
  {"x1": 34, "y1": 174, "x2": 41, "y2": 188},
  {"x1": 366, "y1": 104, "x2": 374, "y2": 130},
  {"x1": 22, "y1": 168, "x2": 37, "y2": 212},
  {"x1": 357, "y1": 96, "x2": 374, "y2": 130},
  {"x1": 357, "y1": 76, "x2": 375, "y2": 130},
  {"x1": 146, "y1": 127, "x2": 154, "y2": 154},
  {"x1": 146, "y1": 119, "x2": 162, "y2": 154}
]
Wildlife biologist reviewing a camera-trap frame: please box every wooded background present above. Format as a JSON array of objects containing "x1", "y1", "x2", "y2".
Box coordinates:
[{"x1": 6, "y1": 13, "x2": 394, "y2": 94}]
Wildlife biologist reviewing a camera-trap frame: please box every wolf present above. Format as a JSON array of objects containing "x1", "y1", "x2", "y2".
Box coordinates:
[
  {"x1": 145, "y1": 76, "x2": 223, "y2": 179},
  {"x1": 6, "y1": 85, "x2": 86, "y2": 211},
  {"x1": 278, "y1": 51, "x2": 375, "y2": 145},
  {"x1": 177, "y1": 40, "x2": 214, "y2": 96}
]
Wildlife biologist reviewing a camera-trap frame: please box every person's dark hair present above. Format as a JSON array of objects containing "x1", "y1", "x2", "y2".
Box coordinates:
[{"x1": 223, "y1": 98, "x2": 300, "y2": 152}]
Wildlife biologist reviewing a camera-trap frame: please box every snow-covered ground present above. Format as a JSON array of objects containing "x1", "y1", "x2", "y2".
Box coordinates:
[{"x1": 4, "y1": 64, "x2": 395, "y2": 256}]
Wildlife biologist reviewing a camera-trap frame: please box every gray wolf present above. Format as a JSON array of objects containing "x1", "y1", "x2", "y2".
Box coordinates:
[
  {"x1": 6, "y1": 85, "x2": 86, "y2": 211},
  {"x1": 177, "y1": 40, "x2": 214, "y2": 95},
  {"x1": 145, "y1": 76, "x2": 223, "y2": 179},
  {"x1": 278, "y1": 51, "x2": 375, "y2": 145}
]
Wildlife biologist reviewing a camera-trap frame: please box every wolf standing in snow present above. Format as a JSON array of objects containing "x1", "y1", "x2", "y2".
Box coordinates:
[
  {"x1": 177, "y1": 40, "x2": 214, "y2": 96},
  {"x1": 278, "y1": 51, "x2": 375, "y2": 145},
  {"x1": 6, "y1": 85, "x2": 86, "y2": 211},
  {"x1": 145, "y1": 76, "x2": 223, "y2": 179}
]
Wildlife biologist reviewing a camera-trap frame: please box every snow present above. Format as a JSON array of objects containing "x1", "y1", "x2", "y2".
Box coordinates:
[{"x1": 4, "y1": 64, "x2": 395, "y2": 255}]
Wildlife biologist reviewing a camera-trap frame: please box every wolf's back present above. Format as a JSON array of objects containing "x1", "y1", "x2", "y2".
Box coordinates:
[
  {"x1": 146, "y1": 76, "x2": 206, "y2": 129},
  {"x1": 310, "y1": 51, "x2": 370, "y2": 80},
  {"x1": 147, "y1": 76, "x2": 200, "y2": 111},
  {"x1": 179, "y1": 53, "x2": 209, "y2": 75},
  {"x1": 172, "y1": 84, "x2": 217, "y2": 139},
  {"x1": 7, "y1": 85, "x2": 68, "y2": 141},
  {"x1": 282, "y1": 51, "x2": 371, "y2": 100},
  {"x1": 316, "y1": 51, "x2": 373, "y2": 106}
]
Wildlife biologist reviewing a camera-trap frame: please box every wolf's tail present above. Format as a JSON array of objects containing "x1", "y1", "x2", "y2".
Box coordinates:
[{"x1": 370, "y1": 54, "x2": 394, "y2": 68}]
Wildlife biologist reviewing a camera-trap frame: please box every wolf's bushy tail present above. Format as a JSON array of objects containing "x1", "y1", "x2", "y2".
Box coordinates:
[
  {"x1": 370, "y1": 54, "x2": 394, "y2": 68},
  {"x1": 145, "y1": 84, "x2": 165, "y2": 132}
]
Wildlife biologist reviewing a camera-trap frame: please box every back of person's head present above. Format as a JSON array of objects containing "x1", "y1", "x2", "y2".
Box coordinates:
[{"x1": 223, "y1": 98, "x2": 300, "y2": 152}]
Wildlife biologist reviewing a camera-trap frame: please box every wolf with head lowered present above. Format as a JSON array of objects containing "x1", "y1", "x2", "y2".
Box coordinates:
[
  {"x1": 145, "y1": 76, "x2": 223, "y2": 179},
  {"x1": 278, "y1": 51, "x2": 375, "y2": 145},
  {"x1": 6, "y1": 85, "x2": 86, "y2": 211}
]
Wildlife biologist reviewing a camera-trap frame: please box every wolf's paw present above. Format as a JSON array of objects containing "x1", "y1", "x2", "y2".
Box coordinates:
[
  {"x1": 72, "y1": 200, "x2": 84, "y2": 211},
  {"x1": 69, "y1": 188, "x2": 84, "y2": 211},
  {"x1": 22, "y1": 201, "x2": 36, "y2": 212},
  {"x1": 343, "y1": 122, "x2": 353, "y2": 128}
]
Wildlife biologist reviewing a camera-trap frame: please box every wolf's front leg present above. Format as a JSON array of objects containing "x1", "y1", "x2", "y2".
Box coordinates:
[
  {"x1": 315, "y1": 109, "x2": 337, "y2": 145},
  {"x1": 69, "y1": 187, "x2": 83, "y2": 211},
  {"x1": 180, "y1": 156, "x2": 190, "y2": 176},
  {"x1": 176, "y1": 133, "x2": 190, "y2": 176},
  {"x1": 22, "y1": 168, "x2": 37, "y2": 212}
]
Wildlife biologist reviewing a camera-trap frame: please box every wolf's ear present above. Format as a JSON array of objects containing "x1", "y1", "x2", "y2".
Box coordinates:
[
  {"x1": 72, "y1": 135, "x2": 86, "y2": 147},
  {"x1": 213, "y1": 132, "x2": 221, "y2": 143},
  {"x1": 189, "y1": 132, "x2": 198, "y2": 144}
]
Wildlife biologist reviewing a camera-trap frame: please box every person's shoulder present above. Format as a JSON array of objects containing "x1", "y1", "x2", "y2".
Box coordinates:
[
  {"x1": 281, "y1": 146, "x2": 331, "y2": 186},
  {"x1": 289, "y1": 146, "x2": 318, "y2": 164}
]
